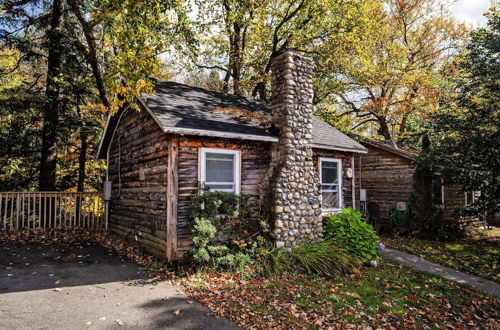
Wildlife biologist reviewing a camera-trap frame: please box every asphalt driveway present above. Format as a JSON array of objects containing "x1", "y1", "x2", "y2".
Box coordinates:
[{"x1": 0, "y1": 242, "x2": 240, "y2": 330}]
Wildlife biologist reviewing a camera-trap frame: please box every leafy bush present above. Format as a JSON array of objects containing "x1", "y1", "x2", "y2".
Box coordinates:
[
  {"x1": 323, "y1": 208, "x2": 379, "y2": 263},
  {"x1": 433, "y1": 219, "x2": 468, "y2": 242},
  {"x1": 189, "y1": 188, "x2": 270, "y2": 271},
  {"x1": 259, "y1": 239, "x2": 361, "y2": 278}
]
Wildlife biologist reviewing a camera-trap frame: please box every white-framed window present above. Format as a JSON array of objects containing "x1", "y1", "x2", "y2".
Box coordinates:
[
  {"x1": 465, "y1": 191, "x2": 480, "y2": 206},
  {"x1": 319, "y1": 158, "x2": 342, "y2": 211},
  {"x1": 199, "y1": 148, "x2": 240, "y2": 194}
]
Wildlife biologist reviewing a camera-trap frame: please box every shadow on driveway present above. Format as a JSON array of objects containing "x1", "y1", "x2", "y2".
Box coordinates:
[
  {"x1": 0, "y1": 243, "x2": 240, "y2": 329},
  {"x1": 1, "y1": 243, "x2": 150, "y2": 294}
]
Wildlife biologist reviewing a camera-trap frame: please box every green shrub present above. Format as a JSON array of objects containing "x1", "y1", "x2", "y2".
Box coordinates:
[
  {"x1": 259, "y1": 239, "x2": 361, "y2": 278},
  {"x1": 189, "y1": 188, "x2": 271, "y2": 271},
  {"x1": 323, "y1": 208, "x2": 379, "y2": 263},
  {"x1": 433, "y1": 219, "x2": 468, "y2": 242}
]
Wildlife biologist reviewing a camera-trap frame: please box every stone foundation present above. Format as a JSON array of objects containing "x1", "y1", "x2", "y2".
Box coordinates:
[{"x1": 269, "y1": 51, "x2": 323, "y2": 248}]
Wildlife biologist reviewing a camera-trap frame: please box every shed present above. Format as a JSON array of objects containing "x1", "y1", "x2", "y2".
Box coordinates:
[
  {"x1": 97, "y1": 51, "x2": 367, "y2": 261},
  {"x1": 355, "y1": 138, "x2": 479, "y2": 225}
]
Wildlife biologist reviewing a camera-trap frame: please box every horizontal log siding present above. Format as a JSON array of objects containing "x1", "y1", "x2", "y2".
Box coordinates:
[
  {"x1": 355, "y1": 145, "x2": 415, "y2": 221},
  {"x1": 442, "y1": 185, "x2": 480, "y2": 224},
  {"x1": 176, "y1": 136, "x2": 272, "y2": 257},
  {"x1": 313, "y1": 149, "x2": 355, "y2": 211},
  {"x1": 108, "y1": 108, "x2": 168, "y2": 258},
  {"x1": 356, "y1": 144, "x2": 478, "y2": 224}
]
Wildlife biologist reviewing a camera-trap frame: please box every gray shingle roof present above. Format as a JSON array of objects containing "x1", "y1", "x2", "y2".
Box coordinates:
[
  {"x1": 143, "y1": 79, "x2": 275, "y2": 140},
  {"x1": 141, "y1": 79, "x2": 367, "y2": 153}
]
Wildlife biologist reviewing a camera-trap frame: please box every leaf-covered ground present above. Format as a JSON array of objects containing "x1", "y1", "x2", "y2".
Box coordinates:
[
  {"x1": 183, "y1": 258, "x2": 499, "y2": 329},
  {"x1": 2, "y1": 229, "x2": 498, "y2": 329},
  {"x1": 383, "y1": 236, "x2": 499, "y2": 283}
]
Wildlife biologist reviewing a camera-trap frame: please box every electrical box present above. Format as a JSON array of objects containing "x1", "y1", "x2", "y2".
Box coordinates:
[
  {"x1": 103, "y1": 181, "x2": 112, "y2": 201},
  {"x1": 345, "y1": 168, "x2": 353, "y2": 178},
  {"x1": 360, "y1": 189, "x2": 367, "y2": 202},
  {"x1": 397, "y1": 201, "x2": 407, "y2": 211}
]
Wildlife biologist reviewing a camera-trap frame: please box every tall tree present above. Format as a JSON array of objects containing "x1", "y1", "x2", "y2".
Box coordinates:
[
  {"x1": 39, "y1": 0, "x2": 64, "y2": 190},
  {"x1": 1, "y1": 0, "x2": 192, "y2": 191},
  {"x1": 430, "y1": 7, "x2": 499, "y2": 216},
  {"x1": 327, "y1": 0, "x2": 468, "y2": 140},
  {"x1": 188, "y1": 0, "x2": 380, "y2": 100},
  {"x1": 68, "y1": 0, "x2": 193, "y2": 112}
]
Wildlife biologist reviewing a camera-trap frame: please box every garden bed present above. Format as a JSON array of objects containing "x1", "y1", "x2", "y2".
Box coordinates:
[{"x1": 383, "y1": 237, "x2": 499, "y2": 282}]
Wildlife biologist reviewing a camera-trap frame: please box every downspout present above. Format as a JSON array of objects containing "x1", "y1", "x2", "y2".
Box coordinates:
[{"x1": 351, "y1": 155, "x2": 356, "y2": 209}]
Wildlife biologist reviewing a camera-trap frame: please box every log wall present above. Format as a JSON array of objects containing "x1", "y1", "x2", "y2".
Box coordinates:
[
  {"x1": 355, "y1": 145, "x2": 415, "y2": 221},
  {"x1": 442, "y1": 185, "x2": 479, "y2": 224},
  {"x1": 176, "y1": 136, "x2": 272, "y2": 257},
  {"x1": 108, "y1": 108, "x2": 169, "y2": 258},
  {"x1": 356, "y1": 143, "x2": 478, "y2": 224}
]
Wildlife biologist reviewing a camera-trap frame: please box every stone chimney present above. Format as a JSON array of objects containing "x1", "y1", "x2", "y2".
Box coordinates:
[{"x1": 269, "y1": 50, "x2": 322, "y2": 248}]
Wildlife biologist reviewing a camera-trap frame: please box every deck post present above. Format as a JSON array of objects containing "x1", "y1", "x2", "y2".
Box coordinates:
[{"x1": 166, "y1": 136, "x2": 179, "y2": 262}]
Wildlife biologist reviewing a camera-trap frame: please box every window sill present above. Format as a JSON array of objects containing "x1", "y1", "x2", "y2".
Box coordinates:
[{"x1": 322, "y1": 208, "x2": 343, "y2": 215}]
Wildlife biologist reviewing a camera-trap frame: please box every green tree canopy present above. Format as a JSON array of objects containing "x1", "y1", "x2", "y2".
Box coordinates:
[{"x1": 430, "y1": 7, "x2": 499, "y2": 216}]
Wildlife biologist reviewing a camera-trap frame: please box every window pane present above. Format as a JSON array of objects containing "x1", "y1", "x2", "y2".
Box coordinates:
[
  {"x1": 466, "y1": 191, "x2": 473, "y2": 205},
  {"x1": 322, "y1": 191, "x2": 339, "y2": 209},
  {"x1": 321, "y1": 184, "x2": 338, "y2": 192},
  {"x1": 206, "y1": 184, "x2": 234, "y2": 191},
  {"x1": 321, "y1": 161, "x2": 338, "y2": 184},
  {"x1": 205, "y1": 153, "x2": 234, "y2": 183},
  {"x1": 432, "y1": 176, "x2": 443, "y2": 205}
]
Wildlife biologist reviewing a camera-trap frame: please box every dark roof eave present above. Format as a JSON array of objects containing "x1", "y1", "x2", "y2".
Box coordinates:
[
  {"x1": 162, "y1": 126, "x2": 278, "y2": 142},
  {"x1": 360, "y1": 139, "x2": 417, "y2": 160},
  {"x1": 313, "y1": 143, "x2": 368, "y2": 154}
]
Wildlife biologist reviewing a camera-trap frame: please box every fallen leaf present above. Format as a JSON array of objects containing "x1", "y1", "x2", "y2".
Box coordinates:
[
  {"x1": 173, "y1": 309, "x2": 181, "y2": 315},
  {"x1": 115, "y1": 319, "x2": 124, "y2": 326}
]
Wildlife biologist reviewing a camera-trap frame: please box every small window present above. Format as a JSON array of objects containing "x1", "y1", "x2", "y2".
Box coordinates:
[
  {"x1": 200, "y1": 148, "x2": 240, "y2": 194},
  {"x1": 465, "y1": 191, "x2": 479, "y2": 205},
  {"x1": 320, "y1": 158, "x2": 342, "y2": 210},
  {"x1": 432, "y1": 176, "x2": 444, "y2": 206}
]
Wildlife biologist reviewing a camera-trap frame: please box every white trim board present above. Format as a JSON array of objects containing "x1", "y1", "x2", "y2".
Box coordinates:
[
  {"x1": 199, "y1": 148, "x2": 241, "y2": 194},
  {"x1": 319, "y1": 157, "x2": 343, "y2": 212}
]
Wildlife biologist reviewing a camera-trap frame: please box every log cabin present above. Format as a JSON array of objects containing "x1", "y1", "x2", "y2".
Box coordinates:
[
  {"x1": 97, "y1": 51, "x2": 367, "y2": 261},
  {"x1": 355, "y1": 138, "x2": 480, "y2": 226}
]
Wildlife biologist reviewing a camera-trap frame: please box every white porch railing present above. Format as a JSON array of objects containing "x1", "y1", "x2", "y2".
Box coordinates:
[{"x1": 0, "y1": 192, "x2": 105, "y2": 230}]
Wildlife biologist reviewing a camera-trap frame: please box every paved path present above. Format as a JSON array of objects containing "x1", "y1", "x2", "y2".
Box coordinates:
[
  {"x1": 382, "y1": 248, "x2": 500, "y2": 297},
  {"x1": 0, "y1": 243, "x2": 240, "y2": 330}
]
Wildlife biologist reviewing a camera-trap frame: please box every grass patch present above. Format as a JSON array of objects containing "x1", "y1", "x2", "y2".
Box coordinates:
[
  {"x1": 183, "y1": 258, "x2": 499, "y2": 329},
  {"x1": 383, "y1": 237, "x2": 499, "y2": 282}
]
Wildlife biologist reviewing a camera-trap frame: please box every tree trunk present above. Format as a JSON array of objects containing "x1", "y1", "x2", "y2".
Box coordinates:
[
  {"x1": 376, "y1": 116, "x2": 391, "y2": 140},
  {"x1": 232, "y1": 23, "x2": 242, "y2": 95},
  {"x1": 76, "y1": 102, "x2": 87, "y2": 192},
  {"x1": 39, "y1": 0, "x2": 64, "y2": 191},
  {"x1": 68, "y1": 0, "x2": 110, "y2": 108}
]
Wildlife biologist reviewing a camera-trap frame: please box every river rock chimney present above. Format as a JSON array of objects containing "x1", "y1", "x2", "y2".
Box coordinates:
[{"x1": 269, "y1": 50, "x2": 322, "y2": 248}]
